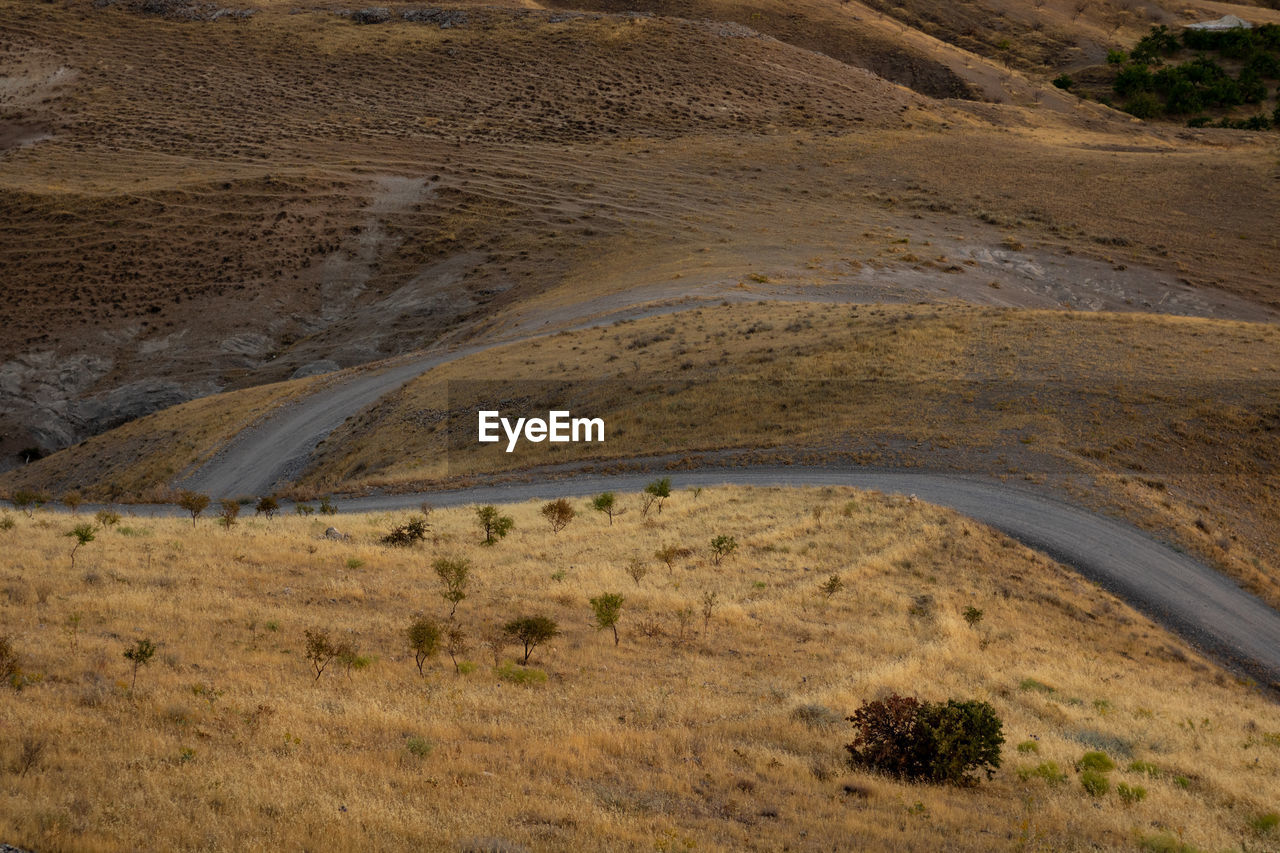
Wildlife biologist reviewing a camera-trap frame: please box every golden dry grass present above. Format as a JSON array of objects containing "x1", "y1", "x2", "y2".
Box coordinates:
[{"x1": 1, "y1": 486, "x2": 1278, "y2": 851}]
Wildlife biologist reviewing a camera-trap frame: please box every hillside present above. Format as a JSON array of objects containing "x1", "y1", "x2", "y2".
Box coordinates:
[
  {"x1": 8, "y1": 303, "x2": 1278, "y2": 612},
  {"x1": 2, "y1": 488, "x2": 1278, "y2": 851},
  {"x1": 4, "y1": 0, "x2": 1280, "y2": 466}
]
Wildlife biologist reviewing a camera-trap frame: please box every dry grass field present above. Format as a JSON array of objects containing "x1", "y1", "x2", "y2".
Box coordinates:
[{"x1": 2, "y1": 487, "x2": 1279, "y2": 851}]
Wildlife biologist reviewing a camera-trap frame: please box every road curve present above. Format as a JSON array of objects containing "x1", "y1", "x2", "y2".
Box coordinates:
[{"x1": 331, "y1": 467, "x2": 1280, "y2": 690}]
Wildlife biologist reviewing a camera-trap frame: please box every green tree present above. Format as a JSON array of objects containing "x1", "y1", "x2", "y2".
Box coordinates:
[
  {"x1": 407, "y1": 616, "x2": 441, "y2": 676},
  {"x1": 710, "y1": 534, "x2": 738, "y2": 565},
  {"x1": 475, "y1": 505, "x2": 514, "y2": 545},
  {"x1": 433, "y1": 556, "x2": 472, "y2": 617},
  {"x1": 177, "y1": 491, "x2": 211, "y2": 526},
  {"x1": 591, "y1": 492, "x2": 621, "y2": 524},
  {"x1": 641, "y1": 477, "x2": 672, "y2": 517},
  {"x1": 123, "y1": 638, "x2": 157, "y2": 691},
  {"x1": 503, "y1": 616, "x2": 559, "y2": 665},
  {"x1": 66, "y1": 523, "x2": 96, "y2": 570},
  {"x1": 589, "y1": 593, "x2": 625, "y2": 645},
  {"x1": 255, "y1": 496, "x2": 279, "y2": 519},
  {"x1": 304, "y1": 628, "x2": 338, "y2": 682}
]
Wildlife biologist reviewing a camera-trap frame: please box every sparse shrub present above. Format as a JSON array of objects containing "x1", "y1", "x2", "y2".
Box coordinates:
[
  {"x1": 176, "y1": 491, "x2": 210, "y2": 526},
  {"x1": 406, "y1": 736, "x2": 434, "y2": 758},
  {"x1": 346, "y1": 558, "x2": 364, "y2": 570},
  {"x1": 1052, "y1": 73, "x2": 1074, "y2": 89},
  {"x1": 625, "y1": 558, "x2": 649, "y2": 586},
  {"x1": 655, "y1": 544, "x2": 692, "y2": 571},
  {"x1": 845, "y1": 695, "x2": 1004, "y2": 785},
  {"x1": 65, "y1": 523, "x2": 96, "y2": 569},
  {"x1": 303, "y1": 629, "x2": 337, "y2": 681},
  {"x1": 962, "y1": 606, "x2": 983, "y2": 627},
  {"x1": 217, "y1": 498, "x2": 240, "y2": 529},
  {"x1": 0, "y1": 514, "x2": 13, "y2": 532},
  {"x1": 700, "y1": 590, "x2": 718, "y2": 634},
  {"x1": 672, "y1": 606, "x2": 696, "y2": 646},
  {"x1": 0, "y1": 635, "x2": 19, "y2": 688},
  {"x1": 1123, "y1": 91, "x2": 1162, "y2": 119},
  {"x1": 295, "y1": 503, "x2": 315, "y2": 516},
  {"x1": 476, "y1": 505, "x2": 514, "y2": 545},
  {"x1": 1077, "y1": 751, "x2": 1116, "y2": 773},
  {"x1": 13, "y1": 736, "x2": 46, "y2": 778},
  {"x1": 1017, "y1": 761, "x2": 1067, "y2": 785},
  {"x1": 820, "y1": 574, "x2": 844, "y2": 598},
  {"x1": 589, "y1": 593, "x2": 624, "y2": 645},
  {"x1": 62, "y1": 490, "x2": 83, "y2": 513},
  {"x1": 255, "y1": 497, "x2": 279, "y2": 519},
  {"x1": 407, "y1": 616, "x2": 441, "y2": 676},
  {"x1": 335, "y1": 641, "x2": 370, "y2": 677},
  {"x1": 445, "y1": 625, "x2": 468, "y2": 674},
  {"x1": 496, "y1": 662, "x2": 548, "y2": 685},
  {"x1": 1080, "y1": 769, "x2": 1110, "y2": 797},
  {"x1": 640, "y1": 477, "x2": 671, "y2": 517},
  {"x1": 1251, "y1": 812, "x2": 1280, "y2": 834},
  {"x1": 541, "y1": 498, "x2": 575, "y2": 534},
  {"x1": 11, "y1": 489, "x2": 45, "y2": 516},
  {"x1": 94, "y1": 509, "x2": 120, "y2": 528},
  {"x1": 709, "y1": 535, "x2": 737, "y2": 565},
  {"x1": 382, "y1": 516, "x2": 428, "y2": 547},
  {"x1": 318, "y1": 496, "x2": 337, "y2": 515},
  {"x1": 433, "y1": 556, "x2": 471, "y2": 617},
  {"x1": 123, "y1": 637, "x2": 157, "y2": 690},
  {"x1": 591, "y1": 492, "x2": 622, "y2": 524},
  {"x1": 1019, "y1": 677, "x2": 1055, "y2": 694},
  {"x1": 503, "y1": 615, "x2": 559, "y2": 665},
  {"x1": 1128, "y1": 760, "x2": 1160, "y2": 776},
  {"x1": 1117, "y1": 782, "x2": 1148, "y2": 805},
  {"x1": 1016, "y1": 740, "x2": 1040, "y2": 754}
]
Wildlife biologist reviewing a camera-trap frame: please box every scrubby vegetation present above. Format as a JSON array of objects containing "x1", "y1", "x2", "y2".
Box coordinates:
[{"x1": 1, "y1": 486, "x2": 1277, "y2": 850}]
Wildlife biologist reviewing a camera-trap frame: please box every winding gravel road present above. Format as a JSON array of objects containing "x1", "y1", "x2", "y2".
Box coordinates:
[{"x1": 175, "y1": 310, "x2": 1280, "y2": 691}]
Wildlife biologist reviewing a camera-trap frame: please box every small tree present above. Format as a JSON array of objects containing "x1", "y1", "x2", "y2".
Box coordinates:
[
  {"x1": 625, "y1": 558, "x2": 649, "y2": 587},
  {"x1": 541, "y1": 498, "x2": 576, "y2": 534},
  {"x1": 589, "y1": 593, "x2": 625, "y2": 646},
  {"x1": 503, "y1": 615, "x2": 559, "y2": 664},
  {"x1": 123, "y1": 637, "x2": 157, "y2": 691},
  {"x1": 94, "y1": 509, "x2": 120, "y2": 528},
  {"x1": 701, "y1": 590, "x2": 718, "y2": 635},
  {"x1": 641, "y1": 477, "x2": 672, "y2": 517},
  {"x1": 62, "y1": 491, "x2": 83, "y2": 514},
  {"x1": 963, "y1": 606, "x2": 984, "y2": 628},
  {"x1": 476, "y1": 505, "x2": 514, "y2": 546},
  {"x1": 710, "y1": 535, "x2": 738, "y2": 565},
  {"x1": 217, "y1": 498, "x2": 241, "y2": 530},
  {"x1": 433, "y1": 556, "x2": 471, "y2": 617},
  {"x1": 255, "y1": 496, "x2": 279, "y2": 519},
  {"x1": 66, "y1": 523, "x2": 96, "y2": 570},
  {"x1": 407, "y1": 616, "x2": 441, "y2": 676},
  {"x1": 655, "y1": 544, "x2": 692, "y2": 572},
  {"x1": 11, "y1": 489, "x2": 41, "y2": 517},
  {"x1": 820, "y1": 574, "x2": 844, "y2": 599},
  {"x1": 444, "y1": 625, "x2": 468, "y2": 674},
  {"x1": 177, "y1": 491, "x2": 211, "y2": 526},
  {"x1": 318, "y1": 496, "x2": 337, "y2": 515},
  {"x1": 383, "y1": 516, "x2": 429, "y2": 547},
  {"x1": 592, "y1": 492, "x2": 623, "y2": 525},
  {"x1": 304, "y1": 628, "x2": 338, "y2": 682}
]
